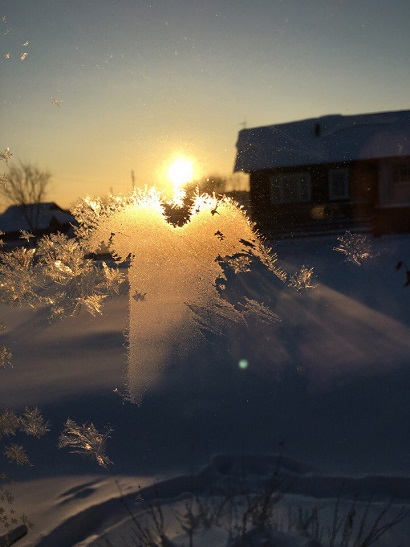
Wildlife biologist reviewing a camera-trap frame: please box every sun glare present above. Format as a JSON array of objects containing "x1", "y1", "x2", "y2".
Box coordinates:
[{"x1": 167, "y1": 157, "x2": 194, "y2": 188}]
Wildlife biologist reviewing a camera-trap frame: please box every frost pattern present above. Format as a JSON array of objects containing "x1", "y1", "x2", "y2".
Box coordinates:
[
  {"x1": 0, "y1": 148, "x2": 12, "y2": 165},
  {"x1": 240, "y1": 298, "x2": 279, "y2": 325},
  {"x1": 0, "y1": 410, "x2": 20, "y2": 436},
  {"x1": 0, "y1": 407, "x2": 49, "y2": 440},
  {"x1": 334, "y1": 231, "x2": 377, "y2": 265},
  {"x1": 0, "y1": 324, "x2": 12, "y2": 370},
  {"x1": 0, "y1": 345, "x2": 12, "y2": 369},
  {"x1": 74, "y1": 189, "x2": 286, "y2": 403},
  {"x1": 3, "y1": 444, "x2": 30, "y2": 466},
  {"x1": 289, "y1": 266, "x2": 317, "y2": 291},
  {"x1": 0, "y1": 407, "x2": 49, "y2": 468},
  {"x1": 58, "y1": 419, "x2": 113, "y2": 468},
  {"x1": 0, "y1": 187, "x2": 316, "y2": 405},
  {"x1": 19, "y1": 407, "x2": 50, "y2": 438},
  {"x1": 0, "y1": 233, "x2": 124, "y2": 318}
]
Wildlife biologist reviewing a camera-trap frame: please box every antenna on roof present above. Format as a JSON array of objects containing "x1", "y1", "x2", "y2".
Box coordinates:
[
  {"x1": 131, "y1": 170, "x2": 136, "y2": 190},
  {"x1": 239, "y1": 120, "x2": 247, "y2": 129}
]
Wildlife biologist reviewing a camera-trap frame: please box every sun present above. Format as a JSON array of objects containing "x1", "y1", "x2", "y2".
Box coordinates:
[{"x1": 167, "y1": 157, "x2": 194, "y2": 188}]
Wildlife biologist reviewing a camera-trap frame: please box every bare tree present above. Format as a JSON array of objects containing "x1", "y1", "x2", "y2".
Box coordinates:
[{"x1": 0, "y1": 162, "x2": 51, "y2": 233}]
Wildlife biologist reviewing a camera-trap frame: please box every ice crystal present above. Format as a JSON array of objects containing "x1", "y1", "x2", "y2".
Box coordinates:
[
  {"x1": 1, "y1": 17, "x2": 10, "y2": 37},
  {"x1": 0, "y1": 479, "x2": 29, "y2": 538},
  {"x1": 58, "y1": 419, "x2": 113, "y2": 468},
  {"x1": 0, "y1": 324, "x2": 12, "y2": 369},
  {"x1": 0, "y1": 248, "x2": 39, "y2": 308},
  {"x1": 225, "y1": 254, "x2": 252, "y2": 274},
  {"x1": 19, "y1": 230, "x2": 34, "y2": 242},
  {"x1": 0, "y1": 346, "x2": 12, "y2": 369},
  {"x1": 3, "y1": 444, "x2": 30, "y2": 466},
  {"x1": 19, "y1": 407, "x2": 49, "y2": 438},
  {"x1": 20, "y1": 513, "x2": 34, "y2": 529},
  {"x1": 0, "y1": 148, "x2": 12, "y2": 165},
  {"x1": 0, "y1": 232, "x2": 124, "y2": 319},
  {"x1": 51, "y1": 97, "x2": 62, "y2": 107},
  {"x1": 0, "y1": 186, "x2": 315, "y2": 404},
  {"x1": 289, "y1": 265, "x2": 317, "y2": 291},
  {"x1": 334, "y1": 231, "x2": 376, "y2": 265},
  {"x1": 75, "y1": 294, "x2": 106, "y2": 316},
  {"x1": 73, "y1": 189, "x2": 288, "y2": 403},
  {"x1": 20, "y1": 52, "x2": 27, "y2": 61},
  {"x1": 188, "y1": 300, "x2": 247, "y2": 338},
  {"x1": 240, "y1": 298, "x2": 279, "y2": 325},
  {"x1": 36, "y1": 233, "x2": 123, "y2": 318},
  {"x1": 0, "y1": 410, "x2": 19, "y2": 437},
  {"x1": 4, "y1": 52, "x2": 10, "y2": 59}
]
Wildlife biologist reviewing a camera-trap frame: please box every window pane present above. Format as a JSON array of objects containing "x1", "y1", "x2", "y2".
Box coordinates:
[{"x1": 329, "y1": 170, "x2": 349, "y2": 199}]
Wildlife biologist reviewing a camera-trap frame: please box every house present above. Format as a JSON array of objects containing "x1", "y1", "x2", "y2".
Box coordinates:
[
  {"x1": 0, "y1": 202, "x2": 76, "y2": 242},
  {"x1": 234, "y1": 110, "x2": 410, "y2": 237}
]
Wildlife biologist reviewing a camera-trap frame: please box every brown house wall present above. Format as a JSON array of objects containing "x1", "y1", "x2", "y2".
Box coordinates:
[{"x1": 249, "y1": 160, "x2": 378, "y2": 236}]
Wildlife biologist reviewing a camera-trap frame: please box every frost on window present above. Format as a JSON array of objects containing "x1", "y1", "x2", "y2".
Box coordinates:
[
  {"x1": 0, "y1": 148, "x2": 12, "y2": 165},
  {"x1": 0, "y1": 233, "x2": 124, "y2": 317},
  {"x1": 239, "y1": 297, "x2": 279, "y2": 325},
  {"x1": 3, "y1": 444, "x2": 30, "y2": 466},
  {"x1": 289, "y1": 265, "x2": 317, "y2": 291},
  {"x1": 51, "y1": 97, "x2": 62, "y2": 107},
  {"x1": 19, "y1": 407, "x2": 50, "y2": 438},
  {"x1": 0, "y1": 323, "x2": 12, "y2": 369},
  {"x1": 0, "y1": 187, "x2": 314, "y2": 405},
  {"x1": 58, "y1": 419, "x2": 113, "y2": 468},
  {"x1": 73, "y1": 189, "x2": 287, "y2": 404},
  {"x1": 334, "y1": 231, "x2": 377, "y2": 265},
  {"x1": 0, "y1": 407, "x2": 49, "y2": 466}
]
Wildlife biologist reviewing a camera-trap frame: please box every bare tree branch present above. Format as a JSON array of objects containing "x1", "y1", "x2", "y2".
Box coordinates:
[{"x1": 0, "y1": 162, "x2": 51, "y2": 232}]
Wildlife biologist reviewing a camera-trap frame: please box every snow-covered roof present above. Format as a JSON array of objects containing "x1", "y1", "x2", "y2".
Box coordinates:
[
  {"x1": 0, "y1": 202, "x2": 75, "y2": 234},
  {"x1": 234, "y1": 110, "x2": 410, "y2": 172}
]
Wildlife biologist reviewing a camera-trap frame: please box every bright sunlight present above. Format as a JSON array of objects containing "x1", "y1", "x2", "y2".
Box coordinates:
[{"x1": 167, "y1": 157, "x2": 194, "y2": 188}]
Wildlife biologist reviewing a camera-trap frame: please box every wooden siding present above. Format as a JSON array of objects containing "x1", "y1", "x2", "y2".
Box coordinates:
[{"x1": 249, "y1": 160, "x2": 377, "y2": 237}]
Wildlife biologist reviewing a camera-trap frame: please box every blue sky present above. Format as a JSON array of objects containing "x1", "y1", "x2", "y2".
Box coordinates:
[{"x1": 1, "y1": 0, "x2": 410, "y2": 207}]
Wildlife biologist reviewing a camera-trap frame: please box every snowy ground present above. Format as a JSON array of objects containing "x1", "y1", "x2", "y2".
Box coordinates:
[{"x1": 1, "y1": 233, "x2": 410, "y2": 546}]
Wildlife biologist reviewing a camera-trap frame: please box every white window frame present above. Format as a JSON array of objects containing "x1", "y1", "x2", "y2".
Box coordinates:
[
  {"x1": 270, "y1": 172, "x2": 311, "y2": 204},
  {"x1": 329, "y1": 168, "x2": 349, "y2": 200}
]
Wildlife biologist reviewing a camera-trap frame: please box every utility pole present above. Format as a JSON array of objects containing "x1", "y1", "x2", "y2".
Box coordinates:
[{"x1": 131, "y1": 170, "x2": 136, "y2": 191}]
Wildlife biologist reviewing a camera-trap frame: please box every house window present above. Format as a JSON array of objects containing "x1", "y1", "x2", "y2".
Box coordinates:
[
  {"x1": 393, "y1": 163, "x2": 410, "y2": 184},
  {"x1": 329, "y1": 169, "x2": 349, "y2": 200},
  {"x1": 270, "y1": 172, "x2": 311, "y2": 204}
]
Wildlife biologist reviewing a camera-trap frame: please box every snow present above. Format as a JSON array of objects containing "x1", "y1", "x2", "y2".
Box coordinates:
[
  {"x1": 234, "y1": 109, "x2": 410, "y2": 172},
  {"x1": 0, "y1": 203, "x2": 74, "y2": 234},
  {"x1": 0, "y1": 232, "x2": 410, "y2": 545}
]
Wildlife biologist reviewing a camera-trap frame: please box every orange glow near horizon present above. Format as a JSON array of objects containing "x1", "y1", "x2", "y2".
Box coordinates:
[{"x1": 167, "y1": 157, "x2": 195, "y2": 189}]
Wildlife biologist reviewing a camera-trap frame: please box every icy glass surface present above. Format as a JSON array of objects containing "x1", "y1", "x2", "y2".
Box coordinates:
[{"x1": 74, "y1": 189, "x2": 287, "y2": 403}]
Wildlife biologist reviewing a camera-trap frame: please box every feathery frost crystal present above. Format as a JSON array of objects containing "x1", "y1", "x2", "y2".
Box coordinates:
[
  {"x1": 0, "y1": 188, "x2": 315, "y2": 404},
  {"x1": 58, "y1": 419, "x2": 113, "y2": 468},
  {"x1": 334, "y1": 231, "x2": 377, "y2": 265},
  {"x1": 73, "y1": 189, "x2": 287, "y2": 403}
]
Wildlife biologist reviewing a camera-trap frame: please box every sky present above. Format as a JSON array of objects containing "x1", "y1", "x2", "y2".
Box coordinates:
[{"x1": 1, "y1": 0, "x2": 410, "y2": 209}]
